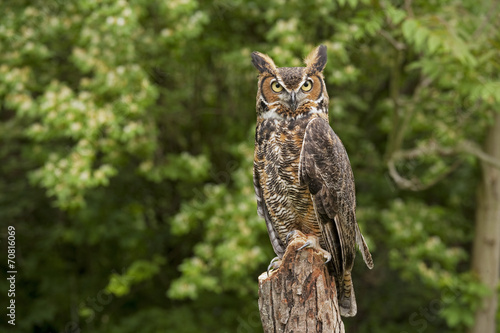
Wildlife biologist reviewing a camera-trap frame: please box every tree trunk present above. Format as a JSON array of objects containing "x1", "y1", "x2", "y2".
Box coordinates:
[
  {"x1": 470, "y1": 112, "x2": 500, "y2": 333},
  {"x1": 258, "y1": 231, "x2": 345, "y2": 333}
]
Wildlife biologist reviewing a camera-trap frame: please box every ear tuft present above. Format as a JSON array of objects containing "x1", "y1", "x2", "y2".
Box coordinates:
[
  {"x1": 304, "y1": 45, "x2": 327, "y2": 73},
  {"x1": 251, "y1": 51, "x2": 277, "y2": 74}
]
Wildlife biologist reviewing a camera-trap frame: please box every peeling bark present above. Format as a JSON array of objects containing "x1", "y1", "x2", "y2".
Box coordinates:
[{"x1": 258, "y1": 231, "x2": 345, "y2": 333}]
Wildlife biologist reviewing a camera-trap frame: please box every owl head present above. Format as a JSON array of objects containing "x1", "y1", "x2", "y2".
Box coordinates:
[{"x1": 251, "y1": 45, "x2": 329, "y2": 120}]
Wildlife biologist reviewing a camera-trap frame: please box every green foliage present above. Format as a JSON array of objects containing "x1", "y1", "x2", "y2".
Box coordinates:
[
  {"x1": 169, "y1": 143, "x2": 269, "y2": 300},
  {"x1": 383, "y1": 199, "x2": 467, "y2": 277},
  {"x1": 0, "y1": 0, "x2": 498, "y2": 332},
  {"x1": 440, "y1": 274, "x2": 490, "y2": 329},
  {"x1": 139, "y1": 152, "x2": 210, "y2": 183},
  {"x1": 382, "y1": 199, "x2": 490, "y2": 330},
  {"x1": 106, "y1": 255, "x2": 166, "y2": 297}
]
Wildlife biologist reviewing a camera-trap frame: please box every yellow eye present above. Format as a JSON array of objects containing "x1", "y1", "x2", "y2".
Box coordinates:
[
  {"x1": 271, "y1": 81, "x2": 283, "y2": 93},
  {"x1": 301, "y1": 79, "x2": 313, "y2": 92}
]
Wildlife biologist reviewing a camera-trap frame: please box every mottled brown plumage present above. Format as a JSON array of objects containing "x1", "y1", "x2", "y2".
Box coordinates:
[{"x1": 252, "y1": 45, "x2": 373, "y2": 317}]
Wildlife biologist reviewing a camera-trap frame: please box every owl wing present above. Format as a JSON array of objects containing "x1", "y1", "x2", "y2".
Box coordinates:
[
  {"x1": 299, "y1": 118, "x2": 373, "y2": 277},
  {"x1": 253, "y1": 159, "x2": 286, "y2": 259}
]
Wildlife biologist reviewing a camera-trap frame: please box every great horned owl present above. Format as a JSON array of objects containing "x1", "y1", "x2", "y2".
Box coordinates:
[{"x1": 252, "y1": 45, "x2": 373, "y2": 317}]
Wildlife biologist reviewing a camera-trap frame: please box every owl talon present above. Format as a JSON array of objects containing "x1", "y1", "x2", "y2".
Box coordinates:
[
  {"x1": 324, "y1": 253, "x2": 332, "y2": 264},
  {"x1": 267, "y1": 257, "x2": 282, "y2": 276},
  {"x1": 285, "y1": 230, "x2": 299, "y2": 245},
  {"x1": 297, "y1": 240, "x2": 312, "y2": 251}
]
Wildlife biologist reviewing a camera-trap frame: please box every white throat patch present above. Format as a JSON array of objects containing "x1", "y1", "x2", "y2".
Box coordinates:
[{"x1": 262, "y1": 108, "x2": 285, "y2": 120}]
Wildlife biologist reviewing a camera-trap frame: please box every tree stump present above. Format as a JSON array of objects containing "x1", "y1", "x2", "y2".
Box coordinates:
[{"x1": 258, "y1": 231, "x2": 345, "y2": 333}]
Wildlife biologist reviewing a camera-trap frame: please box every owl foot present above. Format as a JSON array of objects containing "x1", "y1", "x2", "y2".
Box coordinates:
[
  {"x1": 296, "y1": 235, "x2": 332, "y2": 264},
  {"x1": 267, "y1": 256, "x2": 282, "y2": 277}
]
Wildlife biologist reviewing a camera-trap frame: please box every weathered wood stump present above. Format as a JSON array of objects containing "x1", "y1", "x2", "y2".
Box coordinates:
[{"x1": 258, "y1": 231, "x2": 345, "y2": 333}]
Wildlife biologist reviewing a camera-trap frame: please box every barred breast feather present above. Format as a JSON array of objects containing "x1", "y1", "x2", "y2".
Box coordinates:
[{"x1": 253, "y1": 114, "x2": 322, "y2": 258}]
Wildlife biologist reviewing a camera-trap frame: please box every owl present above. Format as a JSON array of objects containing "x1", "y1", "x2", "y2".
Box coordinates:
[{"x1": 252, "y1": 45, "x2": 373, "y2": 317}]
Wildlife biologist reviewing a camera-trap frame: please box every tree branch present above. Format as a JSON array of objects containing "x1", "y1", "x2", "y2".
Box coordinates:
[
  {"x1": 384, "y1": 75, "x2": 433, "y2": 163},
  {"x1": 459, "y1": 140, "x2": 500, "y2": 169},
  {"x1": 387, "y1": 139, "x2": 500, "y2": 191},
  {"x1": 379, "y1": 30, "x2": 406, "y2": 50},
  {"x1": 388, "y1": 156, "x2": 461, "y2": 191},
  {"x1": 405, "y1": 0, "x2": 414, "y2": 17}
]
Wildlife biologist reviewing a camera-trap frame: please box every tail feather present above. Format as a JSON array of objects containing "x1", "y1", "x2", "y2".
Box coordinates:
[
  {"x1": 355, "y1": 225, "x2": 374, "y2": 269},
  {"x1": 339, "y1": 272, "x2": 357, "y2": 317}
]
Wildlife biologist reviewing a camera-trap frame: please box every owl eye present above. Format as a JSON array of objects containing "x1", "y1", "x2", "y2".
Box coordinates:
[
  {"x1": 271, "y1": 81, "x2": 283, "y2": 93},
  {"x1": 301, "y1": 79, "x2": 313, "y2": 92}
]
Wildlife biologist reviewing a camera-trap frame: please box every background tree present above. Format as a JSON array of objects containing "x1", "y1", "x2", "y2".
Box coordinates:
[{"x1": 0, "y1": 0, "x2": 498, "y2": 332}]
